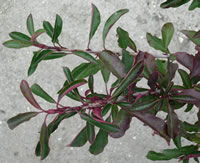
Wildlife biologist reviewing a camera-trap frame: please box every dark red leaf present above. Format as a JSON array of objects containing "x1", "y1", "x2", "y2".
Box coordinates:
[
  {"x1": 109, "y1": 109, "x2": 132, "y2": 138},
  {"x1": 177, "y1": 89, "x2": 200, "y2": 107},
  {"x1": 190, "y1": 53, "x2": 200, "y2": 79},
  {"x1": 20, "y1": 80, "x2": 42, "y2": 110},
  {"x1": 168, "y1": 62, "x2": 178, "y2": 81},
  {"x1": 174, "y1": 52, "x2": 194, "y2": 71},
  {"x1": 131, "y1": 111, "x2": 170, "y2": 142},
  {"x1": 99, "y1": 50, "x2": 126, "y2": 79},
  {"x1": 148, "y1": 72, "x2": 159, "y2": 89}
]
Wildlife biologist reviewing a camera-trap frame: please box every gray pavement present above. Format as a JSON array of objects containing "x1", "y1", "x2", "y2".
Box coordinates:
[{"x1": 0, "y1": 0, "x2": 199, "y2": 163}]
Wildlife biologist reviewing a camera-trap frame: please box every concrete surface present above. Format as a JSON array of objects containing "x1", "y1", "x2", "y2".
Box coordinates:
[{"x1": 0, "y1": 0, "x2": 199, "y2": 163}]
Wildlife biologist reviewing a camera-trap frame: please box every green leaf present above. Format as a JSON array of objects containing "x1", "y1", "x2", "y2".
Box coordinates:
[
  {"x1": 68, "y1": 127, "x2": 87, "y2": 147},
  {"x1": 146, "y1": 145, "x2": 197, "y2": 161},
  {"x1": 112, "y1": 61, "x2": 144, "y2": 97},
  {"x1": 122, "y1": 50, "x2": 134, "y2": 73},
  {"x1": 40, "y1": 122, "x2": 50, "y2": 160},
  {"x1": 195, "y1": 86, "x2": 200, "y2": 92},
  {"x1": 161, "y1": 22, "x2": 174, "y2": 50},
  {"x1": 117, "y1": 27, "x2": 129, "y2": 49},
  {"x1": 194, "y1": 158, "x2": 200, "y2": 163},
  {"x1": 178, "y1": 69, "x2": 192, "y2": 89},
  {"x1": 189, "y1": 0, "x2": 200, "y2": 10},
  {"x1": 43, "y1": 52, "x2": 66, "y2": 60},
  {"x1": 146, "y1": 33, "x2": 166, "y2": 52},
  {"x1": 183, "y1": 121, "x2": 198, "y2": 132},
  {"x1": 58, "y1": 84, "x2": 80, "y2": 102},
  {"x1": 160, "y1": 0, "x2": 190, "y2": 8},
  {"x1": 146, "y1": 150, "x2": 182, "y2": 161},
  {"x1": 86, "y1": 122, "x2": 95, "y2": 144},
  {"x1": 62, "y1": 67, "x2": 80, "y2": 99},
  {"x1": 100, "y1": 61, "x2": 110, "y2": 83},
  {"x1": 48, "y1": 112, "x2": 76, "y2": 134},
  {"x1": 101, "y1": 104, "x2": 112, "y2": 116},
  {"x1": 130, "y1": 99, "x2": 159, "y2": 112},
  {"x1": 52, "y1": 14, "x2": 63, "y2": 43},
  {"x1": 35, "y1": 112, "x2": 76, "y2": 156},
  {"x1": 72, "y1": 50, "x2": 97, "y2": 64},
  {"x1": 58, "y1": 79, "x2": 87, "y2": 103},
  {"x1": 181, "y1": 30, "x2": 200, "y2": 45},
  {"x1": 185, "y1": 104, "x2": 194, "y2": 112},
  {"x1": 28, "y1": 50, "x2": 53, "y2": 76},
  {"x1": 3, "y1": 40, "x2": 31, "y2": 49},
  {"x1": 99, "y1": 50, "x2": 126, "y2": 79},
  {"x1": 88, "y1": 75, "x2": 94, "y2": 93},
  {"x1": 7, "y1": 112, "x2": 38, "y2": 130},
  {"x1": 169, "y1": 95, "x2": 197, "y2": 103},
  {"x1": 167, "y1": 102, "x2": 180, "y2": 138},
  {"x1": 89, "y1": 126, "x2": 108, "y2": 155},
  {"x1": 183, "y1": 159, "x2": 189, "y2": 163},
  {"x1": 116, "y1": 27, "x2": 137, "y2": 52},
  {"x1": 27, "y1": 14, "x2": 35, "y2": 36},
  {"x1": 188, "y1": 133, "x2": 200, "y2": 144},
  {"x1": 102, "y1": 9, "x2": 129, "y2": 48},
  {"x1": 156, "y1": 59, "x2": 167, "y2": 75},
  {"x1": 173, "y1": 136, "x2": 182, "y2": 149},
  {"x1": 128, "y1": 37, "x2": 137, "y2": 52},
  {"x1": 80, "y1": 113, "x2": 120, "y2": 133},
  {"x1": 72, "y1": 61, "x2": 100, "y2": 80},
  {"x1": 43, "y1": 21, "x2": 54, "y2": 39},
  {"x1": 88, "y1": 3, "x2": 101, "y2": 48},
  {"x1": 111, "y1": 104, "x2": 119, "y2": 120},
  {"x1": 31, "y1": 84, "x2": 56, "y2": 103},
  {"x1": 9, "y1": 32, "x2": 31, "y2": 43},
  {"x1": 63, "y1": 67, "x2": 74, "y2": 83}
]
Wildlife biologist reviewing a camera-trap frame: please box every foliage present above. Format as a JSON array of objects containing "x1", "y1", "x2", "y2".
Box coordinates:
[
  {"x1": 3, "y1": 3, "x2": 200, "y2": 162},
  {"x1": 160, "y1": 0, "x2": 200, "y2": 10}
]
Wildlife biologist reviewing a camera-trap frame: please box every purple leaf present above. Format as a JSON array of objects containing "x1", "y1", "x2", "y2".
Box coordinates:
[
  {"x1": 145, "y1": 53, "x2": 157, "y2": 74},
  {"x1": 135, "y1": 51, "x2": 157, "y2": 75},
  {"x1": 190, "y1": 53, "x2": 200, "y2": 79},
  {"x1": 148, "y1": 71, "x2": 159, "y2": 89},
  {"x1": 134, "y1": 51, "x2": 145, "y2": 64},
  {"x1": 131, "y1": 111, "x2": 170, "y2": 142},
  {"x1": 168, "y1": 62, "x2": 178, "y2": 81},
  {"x1": 20, "y1": 80, "x2": 42, "y2": 110},
  {"x1": 181, "y1": 30, "x2": 200, "y2": 45},
  {"x1": 99, "y1": 50, "x2": 126, "y2": 79},
  {"x1": 109, "y1": 109, "x2": 132, "y2": 138},
  {"x1": 174, "y1": 52, "x2": 194, "y2": 71},
  {"x1": 176, "y1": 89, "x2": 200, "y2": 107}
]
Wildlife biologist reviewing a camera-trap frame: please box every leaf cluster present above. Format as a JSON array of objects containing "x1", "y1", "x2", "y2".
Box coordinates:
[{"x1": 3, "y1": 3, "x2": 200, "y2": 163}]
